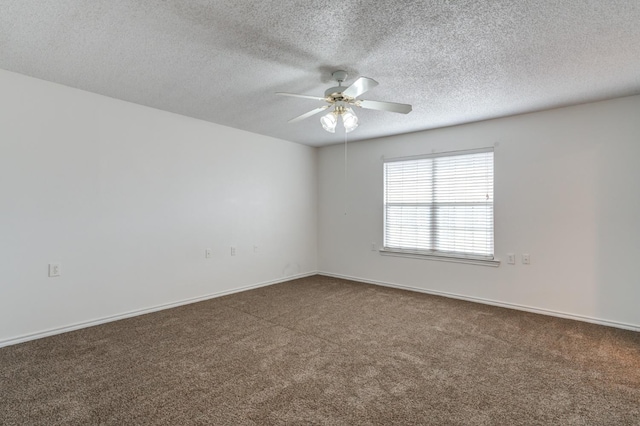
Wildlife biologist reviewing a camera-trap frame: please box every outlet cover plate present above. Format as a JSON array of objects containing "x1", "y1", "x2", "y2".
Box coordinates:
[{"x1": 48, "y1": 263, "x2": 61, "y2": 277}]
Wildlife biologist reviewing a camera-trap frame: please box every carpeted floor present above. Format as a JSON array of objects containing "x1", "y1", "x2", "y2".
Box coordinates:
[{"x1": 1, "y1": 275, "x2": 639, "y2": 425}]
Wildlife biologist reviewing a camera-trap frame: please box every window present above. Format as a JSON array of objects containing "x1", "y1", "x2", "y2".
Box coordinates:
[{"x1": 383, "y1": 148, "x2": 494, "y2": 262}]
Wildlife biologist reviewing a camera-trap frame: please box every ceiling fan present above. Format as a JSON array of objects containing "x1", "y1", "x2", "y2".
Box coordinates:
[{"x1": 276, "y1": 70, "x2": 412, "y2": 133}]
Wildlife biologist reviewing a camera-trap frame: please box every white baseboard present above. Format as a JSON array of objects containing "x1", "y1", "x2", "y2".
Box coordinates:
[
  {"x1": 318, "y1": 271, "x2": 640, "y2": 333},
  {"x1": 0, "y1": 271, "x2": 317, "y2": 348}
]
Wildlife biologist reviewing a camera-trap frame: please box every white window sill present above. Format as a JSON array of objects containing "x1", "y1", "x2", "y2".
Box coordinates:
[{"x1": 379, "y1": 249, "x2": 501, "y2": 267}]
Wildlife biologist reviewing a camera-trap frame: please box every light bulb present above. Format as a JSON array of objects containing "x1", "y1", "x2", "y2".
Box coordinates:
[
  {"x1": 341, "y1": 108, "x2": 358, "y2": 133},
  {"x1": 320, "y1": 111, "x2": 337, "y2": 133}
]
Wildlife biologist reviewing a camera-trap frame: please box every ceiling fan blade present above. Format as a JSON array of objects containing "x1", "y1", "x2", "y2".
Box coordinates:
[
  {"x1": 288, "y1": 105, "x2": 331, "y2": 123},
  {"x1": 342, "y1": 77, "x2": 379, "y2": 98},
  {"x1": 357, "y1": 99, "x2": 412, "y2": 114},
  {"x1": 276, "y1": 92, "x2": 327, "y2": 101}
]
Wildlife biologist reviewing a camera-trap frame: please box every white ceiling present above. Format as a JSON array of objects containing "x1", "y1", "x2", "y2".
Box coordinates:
[{"x1": 2, "y1": 1, "x2": 639, "y2": 147}]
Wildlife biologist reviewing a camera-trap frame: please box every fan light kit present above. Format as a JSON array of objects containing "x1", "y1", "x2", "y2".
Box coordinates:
[{"x1": 277, "y1": 70, "x2": 412, "y2": 133}]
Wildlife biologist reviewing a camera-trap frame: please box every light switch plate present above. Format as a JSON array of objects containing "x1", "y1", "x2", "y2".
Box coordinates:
[
  {"x1": 522, "y1": 254, "x2": 531, "y2": 265},
  {"x1": 507, "y1": 253, "x2": 516, "y2": 265}
]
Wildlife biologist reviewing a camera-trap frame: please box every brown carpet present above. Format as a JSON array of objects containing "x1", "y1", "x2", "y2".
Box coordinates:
[{"x1": 1, "y1": 275, "x2": 639, "y2": 425}]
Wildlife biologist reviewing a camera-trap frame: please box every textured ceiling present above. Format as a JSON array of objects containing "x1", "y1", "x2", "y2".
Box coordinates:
[{"x1": 1, "y1": 1, "x2": 639, "y2": 147}]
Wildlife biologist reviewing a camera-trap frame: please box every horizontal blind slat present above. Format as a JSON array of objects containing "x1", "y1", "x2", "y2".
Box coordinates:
[{"x1": 384, "y1": 151, "x2": 493, "y2": 257}]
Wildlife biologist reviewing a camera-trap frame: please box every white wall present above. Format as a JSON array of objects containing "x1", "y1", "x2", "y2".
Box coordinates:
[
  {"x1": 2, "y1": 68, "x2": 638, "y2": 346},
  {"x1": 0, "y1": 69, "x2": 317, "y2": 345},
  {"x1": 318, "y1": 95, "x2": 640, "y2": 330}
]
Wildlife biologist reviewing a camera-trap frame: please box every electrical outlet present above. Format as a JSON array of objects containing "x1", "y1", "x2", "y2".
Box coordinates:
[
  {"x1": 507, "y1": 253, "x2": 516, "y2": 265},
  {"x1": 522, "y1": 253, "x2": 531, "y2": 265},
  {"x1": 48, "y1": 263, "x2": 61, "y2": 277},
  {"x1": 231, "y1": 246, "x2": 236, "y2": 256},
  {"x1": 205, "y1": 248, "x2": 212, "y2": 258},
  {"x1": 253, "y1": 245, "x2": 258, "y2": 253},
  {"x1": 371, "y1": 243, "x2": 377, "y2": 251}
]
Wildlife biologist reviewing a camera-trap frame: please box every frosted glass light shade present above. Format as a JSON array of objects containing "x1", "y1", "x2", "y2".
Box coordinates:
[
  {"x1": 320, "y1": 112, "x2": 337, "y2": 133},
  {"x1": 342, "y1": 108, "x2": 358, "y2": 133}
]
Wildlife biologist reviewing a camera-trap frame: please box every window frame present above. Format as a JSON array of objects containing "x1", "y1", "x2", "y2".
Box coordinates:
[{"x1": 381, "y1": 147, "x2": 500, "y2": 267}]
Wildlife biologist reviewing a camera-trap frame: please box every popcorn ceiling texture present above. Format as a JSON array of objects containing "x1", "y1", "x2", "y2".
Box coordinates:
[{"x1": 1, "y1": 0, "x2": 639, "y2": 146}]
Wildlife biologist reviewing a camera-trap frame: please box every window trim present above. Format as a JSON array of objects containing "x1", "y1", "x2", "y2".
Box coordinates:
[
  {"x1": 379, "y1": 248, "x2": 501, "y2": 267},
  {"x1": 382, "y1": 147, "x2": 494, "y2": 163},
  {"x1": 383, "y1": 147, "x2": 497, "y2": 266}
]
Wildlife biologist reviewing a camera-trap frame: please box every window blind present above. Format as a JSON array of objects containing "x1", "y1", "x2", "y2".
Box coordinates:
[{"x1": 384, "y1": 149, "x2": 494, "y2": 259}]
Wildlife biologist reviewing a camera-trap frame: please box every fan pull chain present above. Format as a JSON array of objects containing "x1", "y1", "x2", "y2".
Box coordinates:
[{"x1": 344, "y1": 130, "x2": 348, "y2": 215}]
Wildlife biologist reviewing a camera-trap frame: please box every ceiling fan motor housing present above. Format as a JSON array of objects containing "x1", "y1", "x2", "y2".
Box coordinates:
[
  {"x1": 325, "y1": 70, "x2": 350, "y2": 100},
  {"x1": 324, "y1": 86, "x2": 350, "y2": 100}
]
